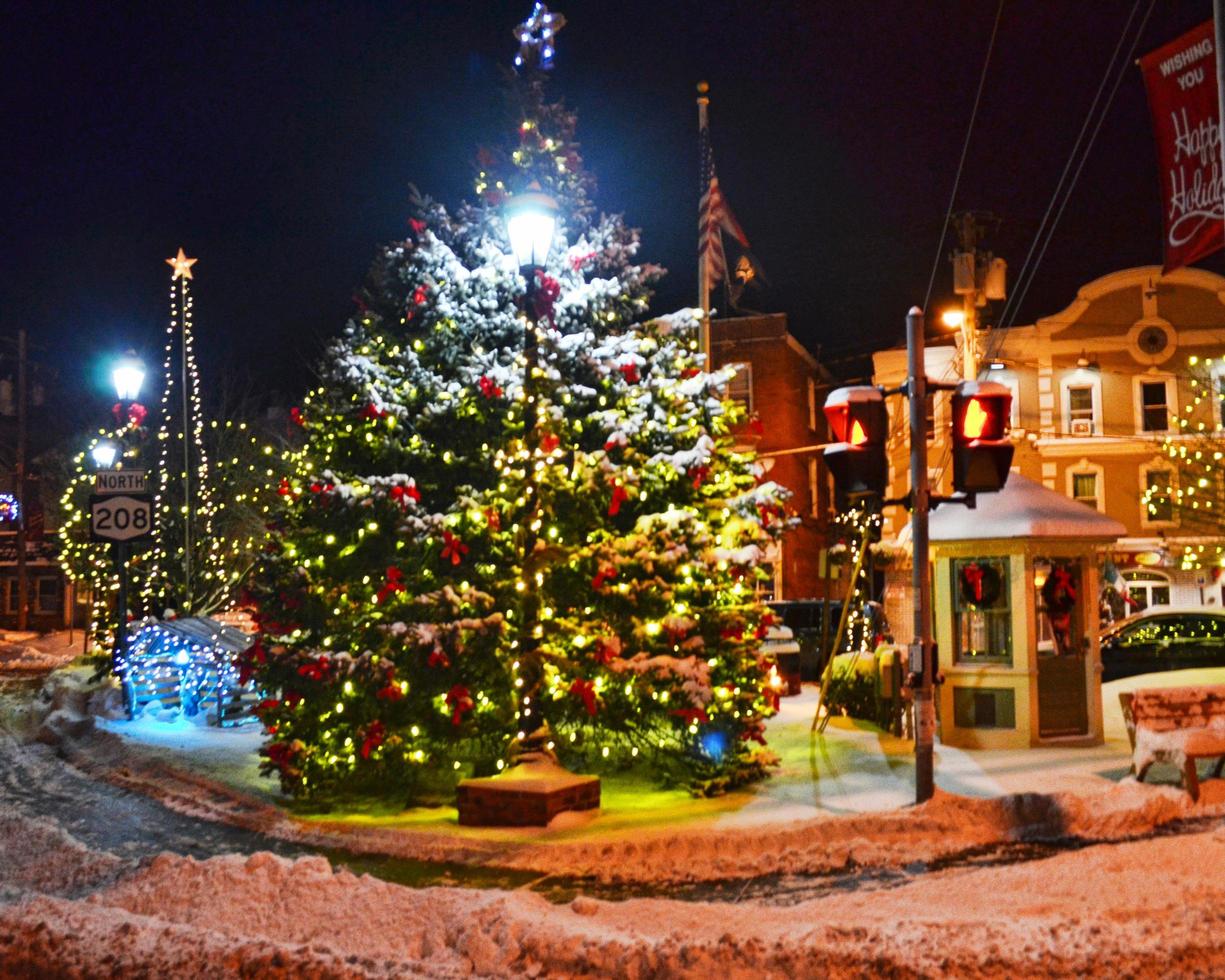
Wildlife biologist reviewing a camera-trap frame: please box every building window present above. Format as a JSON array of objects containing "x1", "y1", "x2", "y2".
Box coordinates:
[
  {"x1": 1066, "y1": 384, "x2": 1096, "y2": 434},
  {"x1": 1123, "y1": 569, "x2": 1171, "y2": 610},
  {"x1": 952, "y1": 557, "x2": 1011, "y2": 665},
  {"x1": 925, "y1": 392, "x2": 936, "y2": 442},
  {"x1": 1072, "y1": 472, "x2": 1097, "y2": 505},
  {"x1": 807, "y1": 377, "x2": 818, "y2": 431},
  {"x1": 1137, "y1": 378, "x2": 1172, "y2": 433},
  {"x1": 3, "y1": 581, "x2": 15, "y2": 615},
  {"x1": 1141, "y1": 467, "x2": 1174, "y2": 524},
  {"x1": 725, "y1": 362, "x2": 753, "y2": 413},
  {"x1": 953, "y1": 687, "x2": 1016, "y2": 729},
  {"x1": 36, "y1": 577, "x2": 60, "y2": 615},
  {"x1": 808, "y1": 457, "x2": 821, "y2": 517}
]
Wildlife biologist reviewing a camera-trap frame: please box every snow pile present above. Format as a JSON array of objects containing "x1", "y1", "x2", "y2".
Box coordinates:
[
  {"x1": 0, "y1": 631, "x2": 82, "y2": 674},
  {"x1": 5, "y1": 831, "x2": 1225, "y2": 977},
  {"x1": 0, "y1": 813, "x2": 123, "y2": 899}
]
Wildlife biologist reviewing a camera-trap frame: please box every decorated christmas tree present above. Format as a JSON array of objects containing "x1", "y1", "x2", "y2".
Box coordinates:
[{"x1": 246, "y1": 11, "x2": 789, "y2": 802}]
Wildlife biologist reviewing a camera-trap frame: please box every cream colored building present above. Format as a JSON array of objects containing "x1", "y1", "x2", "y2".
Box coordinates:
[{"x1": 874, "y1": 265, "x2": 1225, "y2": 641}]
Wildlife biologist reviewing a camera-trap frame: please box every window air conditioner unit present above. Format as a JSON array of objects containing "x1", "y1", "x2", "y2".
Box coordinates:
[{"x1": 1069, "y1": 418, "x2": 1094, "y2": 436}]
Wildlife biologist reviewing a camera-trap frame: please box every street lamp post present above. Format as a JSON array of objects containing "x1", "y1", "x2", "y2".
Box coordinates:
[
  {"x1": 503, "y1": 181, "x2": 559, "y2": 755},
  {"x1": 107, "y1": 352, "x2": 145, "y2": 717}
]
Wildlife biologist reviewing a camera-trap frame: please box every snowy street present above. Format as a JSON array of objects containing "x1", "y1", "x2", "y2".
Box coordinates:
[{"x1": 3, "y1": 655, "x2": 1225, "y2": 976}]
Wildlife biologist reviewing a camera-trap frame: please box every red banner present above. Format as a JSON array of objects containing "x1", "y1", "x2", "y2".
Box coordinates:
[{"x1": 1139, "y1": 20, "x2": 1224, "y2": 272}]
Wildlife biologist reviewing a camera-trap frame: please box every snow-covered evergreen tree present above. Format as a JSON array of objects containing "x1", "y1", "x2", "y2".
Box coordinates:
[{"x1": 246, "y1": 61, "x2": 789, "y2": 802}]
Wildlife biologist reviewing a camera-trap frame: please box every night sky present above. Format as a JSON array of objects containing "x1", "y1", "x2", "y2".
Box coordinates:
[{"x1": 2, "y1": 1, "x2": 1219, "y2": 419}]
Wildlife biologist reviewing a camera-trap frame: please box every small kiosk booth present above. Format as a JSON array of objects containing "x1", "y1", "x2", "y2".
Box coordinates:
[{"x1": 929, "y1": 474, "x2": 1125, "y2": 749}]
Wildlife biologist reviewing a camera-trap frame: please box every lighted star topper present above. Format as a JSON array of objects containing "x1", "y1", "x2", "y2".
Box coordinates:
[
  {"x1": 513, "y1": 2, "x2": 565, "y2": 71},
  {"x1": 166, "y1": 247, "x2": 198, "y2": 281}
]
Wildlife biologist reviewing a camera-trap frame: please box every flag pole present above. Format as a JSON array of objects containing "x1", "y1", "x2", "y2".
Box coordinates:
[{"x1": 697, "y1": 80, "x2": 711, "y2": 362}]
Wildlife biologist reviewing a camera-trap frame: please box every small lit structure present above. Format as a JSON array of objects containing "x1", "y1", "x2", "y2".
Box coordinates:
[
  {"x1": 929, "y1": 474, "x2": 1125, "y2": 749},
  {"x1": 122, "y1": 616, "x2": 259, "y2": 726}
]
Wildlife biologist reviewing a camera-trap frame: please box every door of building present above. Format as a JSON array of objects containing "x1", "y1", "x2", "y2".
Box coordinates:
[{"x1": 1036, "y1": 559, "x2": 1089, "y2": 738}]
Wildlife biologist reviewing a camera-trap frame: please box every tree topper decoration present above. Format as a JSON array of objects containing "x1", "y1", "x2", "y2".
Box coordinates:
[{"x1": 513, "y1": 2, "x2": 565, "y2": 71}]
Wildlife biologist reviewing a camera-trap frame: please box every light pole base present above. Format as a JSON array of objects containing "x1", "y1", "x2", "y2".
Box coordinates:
[{"x1": 456, "y1": 726, "x2": 600, "y2": 826}]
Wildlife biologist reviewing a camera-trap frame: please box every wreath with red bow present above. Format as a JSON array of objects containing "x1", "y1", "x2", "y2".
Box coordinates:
[{"x1": 958, "y1": 561, "x2": 1002, "y2": 608}]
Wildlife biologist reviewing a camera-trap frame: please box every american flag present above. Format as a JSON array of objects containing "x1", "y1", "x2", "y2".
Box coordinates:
[{"x1": 699, "y1": 118, "x2": 749, "y2": 291}]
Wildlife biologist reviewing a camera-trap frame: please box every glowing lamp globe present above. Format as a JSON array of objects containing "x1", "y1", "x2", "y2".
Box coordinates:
[
  {"x1": 504, "y1": 183, "x2": 559, "y2": 271},
  {"x1": 91, "y1": 441, "x2": 119, "y2": 468},
  {"x1": 112, "y1": 352, "x2": 145, "y2": 402}
]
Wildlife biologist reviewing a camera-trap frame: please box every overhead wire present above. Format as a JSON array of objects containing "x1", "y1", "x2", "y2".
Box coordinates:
[{"x1": 982, "y1": 0, "x2": 1156, "y2": 365}]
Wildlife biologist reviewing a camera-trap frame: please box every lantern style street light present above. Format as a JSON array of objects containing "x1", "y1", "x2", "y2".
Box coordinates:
[
  {"x1": 91, "y1": 440, "x2": 119, "y2": 469},
  {"x1": 112, "y1": 350, "x2": 145, "y2": 403},
  {"x1": 504, "y1": 181, "x2": 559, "y2": 294}
]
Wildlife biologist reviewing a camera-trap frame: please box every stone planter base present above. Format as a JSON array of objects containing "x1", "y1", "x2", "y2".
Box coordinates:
[{"x1": 456, "y1": 760, "x2": 600, "y2": 827}]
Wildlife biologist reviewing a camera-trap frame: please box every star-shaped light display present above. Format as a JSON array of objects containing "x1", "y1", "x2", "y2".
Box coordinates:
[
  {"x1": 166, "y1": 248, "x2": 198, "y2": 281},
  {"x1": 513, "y1": 2, "x2": 565, "y2": 71}
]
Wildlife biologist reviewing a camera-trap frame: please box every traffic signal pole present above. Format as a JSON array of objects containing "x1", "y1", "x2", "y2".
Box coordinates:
[{"x1": 907, "y1": 306, "x2": 937, "y2": 803}]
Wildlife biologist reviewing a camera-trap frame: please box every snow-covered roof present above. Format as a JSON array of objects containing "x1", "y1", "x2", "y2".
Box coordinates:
[{"x1": 930, "y1": 473, "x2": 1126, "y2": 541}]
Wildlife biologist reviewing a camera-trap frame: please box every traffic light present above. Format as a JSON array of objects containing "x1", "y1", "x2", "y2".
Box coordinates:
[
  {"x1": 951, "y1": 380, "x2": 1014, "y2": 494},
  {"x1": 823, "y1": 386, "x2": 888, "y2": 504}
]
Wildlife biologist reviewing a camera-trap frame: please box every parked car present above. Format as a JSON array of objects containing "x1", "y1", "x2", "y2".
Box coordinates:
[{"x1": 1099, "y1": 610, "x2": 1225, "y2": 682}]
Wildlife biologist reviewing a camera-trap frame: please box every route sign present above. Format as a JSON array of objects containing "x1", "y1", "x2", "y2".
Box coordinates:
[
  {"x1": 95, "y1": 470, "x2": 147, "y2": 494},
  {"x1": 89, "y1": 493, "x2": 154, "y2": 543}
]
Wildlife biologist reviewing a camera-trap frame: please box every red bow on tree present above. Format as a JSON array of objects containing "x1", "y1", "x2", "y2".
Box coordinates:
[
  {"x1": 608, "y1": 481, "x2": 629, "y2": 516},
  {"x1": 411, "y1": 284, "x2": 429, "y2": 307},
  {"x1": 569, "y1": 678, "x2": 599, "y2": 716},
  {"x1": 360, "y1": 720, "x2": 385, "y2": 759},
  {"x1": 409, "y1": 218, "x2": 427, "y2": 236},
  {"x1": 593, "y1": 638, "x2": 619, "y2": 664},
  {"x1": 376, "y1": 566, "x2": 406, "y2": 604},
  {"x1": 376, "y1": 681, "x2": 404, "y2": 701},
  {"x1": 289, "y1": 406, "x2": 305, "y2": 427},
  {"x1": 113, "y1": 402, "x2": 148, "y2": 428},
  {"x1": 754, "y1": 612, "x2": 776, "y2": 640},
  {"x1": 690, "y1": 465, "x2": 709, "y2": 489},
  {"x1": 390, "y1": 483, "x2": 421, "y2": 507},
  {"x1": 446, "y1": 685, "x2": 474, "y2": 726},
  {"x1": 297, "y1": 656, "x2": 331, "y2": 683},
  {"x1": 427, "y1": 646, "x2": 451, "y2": 669},
  {"x1": 670, "y1": 707, "x2": 710, "y2": 727},
  {"x1": 440, "y1": 530, "x2": 469, "y2": 565},
  {"x1": 539, "y1": 431, "x2": 560, "y2": 454},
  {"x1": 277, "y1": 478, "x2": 297, "y2": 498},
  {"x1": 478, "y1": 375, "x2": 503, "y2": 399},
  {"x1": 531, "y1": 270, "x2": 561, "y2": 322},
  {"x1": 362, "y1": 403, "x2": 387, "y2": 420},
  {"x1": 618, "y1": 362, "x2": 640, "y2": 385},
  {"x1": 591, "y1": 564, "x2": 617, "y2": 590}
]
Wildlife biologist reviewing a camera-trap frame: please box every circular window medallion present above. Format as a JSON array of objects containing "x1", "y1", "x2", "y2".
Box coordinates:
[{"x1": 1126, "y1": 318, "x2": 1176, "y2": 365}]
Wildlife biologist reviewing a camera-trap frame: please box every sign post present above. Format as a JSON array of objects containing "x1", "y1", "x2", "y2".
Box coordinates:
[{"x1": 90, "y1": 470, "x2": 153, "y2": 717}]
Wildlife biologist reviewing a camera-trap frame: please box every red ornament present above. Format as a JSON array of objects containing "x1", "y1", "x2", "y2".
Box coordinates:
[
  {"x1": 446, "y1": 684, "x2": 474, "y2": 726},
  {"x1": 376, "y1": 682, "x2": 404, "y2": 701},
  {"x1": 412, "y1": 284, "x2": 429, "y2": 306},
  {"x1": 127, "y1": 402, "x2": 148, "y2": 427},
  {"x1": 409, "y1": 218, "x2": 427, "y2": 236},
  {"x1": 376, "y1": 566, "x2": 406, "y2": 604},
  {"x1": 484, "y1": 507, "x2": 502, "y2": 531},
  {"x1": 539, "y1": 431, "x2": 560, "y2": 454},
  {"x1": 290, "y1": 407, "x2": 305, "y2": 427},
  {"x1": 362, "y1": 403, "x2": 387, "y2": 420},
  {"x1": 440, "y1": 530, "x2": 469, "y2": 565},
  {"x1": 277, "y1": 478, "x2": 297, "y2": 498},
  {"x1": 569, "y1": 678, "x2": 599, "y2": 716},
  {"x1": 690, "y1": 465, "x2": 709, "y2": 489},
  {"x1": 681, "y1": 367, "x2": 700, "y2": 379},
  {"x1": 478, "y1": 375, "x2": 503, "y2": 399}
]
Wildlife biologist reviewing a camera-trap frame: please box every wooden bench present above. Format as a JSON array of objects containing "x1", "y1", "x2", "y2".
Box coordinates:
[{"x1": 1119, "y1": 686, "x2": 1225, "y2": 801}]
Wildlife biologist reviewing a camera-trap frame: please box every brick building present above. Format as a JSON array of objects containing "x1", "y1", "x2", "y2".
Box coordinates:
[{"x1": 709, "y1": 313, "x2": 834, "y2": 599}]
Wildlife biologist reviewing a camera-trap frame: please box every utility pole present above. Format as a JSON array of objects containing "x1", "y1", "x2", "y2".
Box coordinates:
[
  {"x1": 949, "y1": 212, "x2": 1005, "y2": 381},
  {"x1": 907, "y1": 307, "x2": 936, "y2": 803},
  {"x1": 15, "y1": 329, "x2": 27, "y2": 632},
  {"x1": 696, "y1": 80, "x2": 712, "y2": 362}
]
